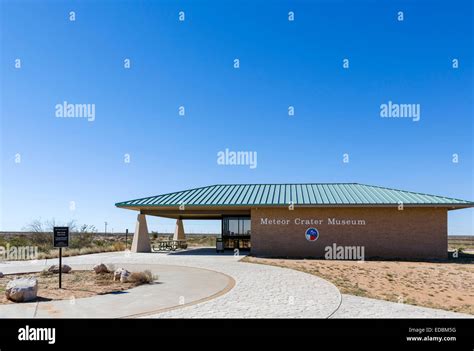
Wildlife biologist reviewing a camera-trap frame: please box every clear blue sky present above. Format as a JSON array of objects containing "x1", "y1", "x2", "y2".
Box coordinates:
[{"x1": 1, "y1": 0, "x2": 473, "y2": 234}]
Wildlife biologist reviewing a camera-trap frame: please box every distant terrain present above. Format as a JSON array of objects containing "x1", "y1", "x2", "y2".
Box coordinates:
[
  {"x1": 448, "y1": 235, "x2": 474, "y2": 251},
  {"x1": 0, "y1": 232, "x2": 218, "y2": 260},
  {"x1": 0, "y1": 232, "x2": 471, "y2": 260}
]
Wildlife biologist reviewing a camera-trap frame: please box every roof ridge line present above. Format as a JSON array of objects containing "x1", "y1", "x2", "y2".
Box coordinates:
[{"x1": 213, "y1": 182, "x2": 359, "y2": 186}]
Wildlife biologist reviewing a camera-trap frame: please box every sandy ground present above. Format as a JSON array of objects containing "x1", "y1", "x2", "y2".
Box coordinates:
[
  {"x1": 0, "y1": 271, "x2": 141, "y2": 304},
  {"x1": 242, "y1": 257, "x2": 474, "y2": 315}
]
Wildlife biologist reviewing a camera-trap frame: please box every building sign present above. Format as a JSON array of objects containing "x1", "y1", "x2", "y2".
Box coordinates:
[
  {"x1": 260, "y1": 217, "x2": 366, "y2": 226},
  {"x1": 305, "y1": 228, "x2": 319, "y2": 242},
  {"x1": 53, "y1": 227, "x2": 69, "y2": 248}
]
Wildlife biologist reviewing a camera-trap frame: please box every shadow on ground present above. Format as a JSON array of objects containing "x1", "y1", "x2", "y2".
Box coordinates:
[{"x1": 168, "y1": 247, "x2": 249, "y2": 256}]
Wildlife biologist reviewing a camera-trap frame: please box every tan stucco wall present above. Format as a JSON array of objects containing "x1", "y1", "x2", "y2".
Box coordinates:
[{"x1": 250, "y1": 207, "x2": 448, "y2": 259}]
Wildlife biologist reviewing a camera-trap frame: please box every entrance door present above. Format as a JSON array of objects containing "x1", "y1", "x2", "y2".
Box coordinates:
[{"x1": 221, "y1": 216, "x2": 251, "y2": 250}]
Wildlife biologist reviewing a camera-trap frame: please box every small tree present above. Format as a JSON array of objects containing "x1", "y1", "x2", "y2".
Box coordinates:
[
  {"x1": 23, "y1": 219, "x2": 44, "y2": 233},
  {"x1": 79, "y1": 224, "x2": 97, "y2": 233}
]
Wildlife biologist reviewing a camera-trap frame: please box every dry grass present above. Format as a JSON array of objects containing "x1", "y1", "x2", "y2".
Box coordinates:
[
  {"x1": 127, "y1": 270, "x2": 155, "y2": 284},
  {"x1": 242, "y1": 256, "x2": 474, "y2": 315},
  {"x1": 0, "y1": 233, "x2": 218, "y2": 260},
  {"x1": 448, "y1": 236, "x2": 474, "y2": 252},
  {"x1": 37, "y1": 242, "x2": 126, "y2": 259},
  {"x1": 0, "y1": 233, "x2": 129, "y2": 260}
]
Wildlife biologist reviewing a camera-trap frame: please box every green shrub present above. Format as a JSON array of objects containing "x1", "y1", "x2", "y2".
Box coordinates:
[
  {"x1": 70, "y1": 233, "x2": 94, "y2": 249},
  {"x1": 29, "y1": 233, "x2": 53, "y2": 246}
]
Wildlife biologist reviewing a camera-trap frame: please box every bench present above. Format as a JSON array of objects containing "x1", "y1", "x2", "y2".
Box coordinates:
[{"x1": 152, "y1": 240, "x2": 188, "y2": 252}]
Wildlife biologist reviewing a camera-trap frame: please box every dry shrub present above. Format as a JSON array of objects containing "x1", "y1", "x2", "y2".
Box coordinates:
[
  {"x1": 36, "y1": 244, "x2": 127, "y2": 260},
  {"x1": 128, "y1": 270, "x2": 155, "y2": 285},
  {"x1": 95, "y1": 271, "x2": 114, "y2": 284},
  {"x1": 40, "y1": 269, "x2": 53, "y2": 277},
  {"x1": 112, "y1": 242, "x2": 126, "y2": 251}
]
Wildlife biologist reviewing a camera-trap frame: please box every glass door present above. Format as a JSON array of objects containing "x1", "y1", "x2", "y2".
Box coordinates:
[{"x1": 221, "y1": 216, "x2": 251, "y2": 250}]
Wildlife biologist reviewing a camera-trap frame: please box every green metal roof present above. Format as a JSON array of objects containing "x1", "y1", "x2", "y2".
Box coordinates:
[{"x1": 115, "y1": 183, "x2": 474, "y2": 208}]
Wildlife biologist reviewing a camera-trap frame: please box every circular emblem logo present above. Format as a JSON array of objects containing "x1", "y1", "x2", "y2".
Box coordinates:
[{"x1": 305, "y1": 227, "x2": 319, "y2": 242}]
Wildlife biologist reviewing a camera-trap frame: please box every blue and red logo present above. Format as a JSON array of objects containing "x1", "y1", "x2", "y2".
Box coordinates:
[{"x1": 305, "y1": 227, "x2": 319, "y2": 242}]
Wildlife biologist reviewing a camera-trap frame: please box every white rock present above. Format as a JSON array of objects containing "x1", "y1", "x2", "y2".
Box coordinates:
[
  {"x1": 93, "y1": 263, "x2": 109, "y2": 274},
  {"x1": 48, "y1": 264, "x2": 72, "y2": 273},
  {"x1": 120, "y1": 270, "x2": 131, "y2": 283},
  {"x1": 5, "y1": 277, "x2": 38, "y2": 302},
  {"x1": 113, "y1": 268, "x2": 130, "y2": 282}
]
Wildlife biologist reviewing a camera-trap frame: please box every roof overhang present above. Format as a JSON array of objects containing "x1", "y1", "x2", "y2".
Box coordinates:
[
  {"x1": 116, "y1": 203, "x2": 473, "y2": 219},
  {"x1": 114, "y1": 184, "x2": 474, "y2": 210},
  {"x1": 139, "y1": 208, "x2": 251, "y2": 220}
]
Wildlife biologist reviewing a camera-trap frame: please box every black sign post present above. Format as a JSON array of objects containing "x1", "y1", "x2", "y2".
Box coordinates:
[
  {"x1": 53, "y1": 227, "x2": 69, "y2": 289},
  {"x1": 125, "y1": 229, "x2": 128, "y2": 249}
]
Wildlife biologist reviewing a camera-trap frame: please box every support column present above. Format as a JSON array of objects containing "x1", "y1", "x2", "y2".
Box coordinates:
[
  {"x1": 173, "y1": 218, "x2": 185, "y2": 241},
  {"x1": 131, "y1": 214, "x2": 151, "y2": 253}
]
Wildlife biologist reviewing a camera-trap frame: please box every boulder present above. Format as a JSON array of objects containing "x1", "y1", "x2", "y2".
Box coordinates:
[
  {"x1": 48, "y1": 264, "x2": 72, "y2": 274},
  {"x1": 113, "y1": 268, "x2": 130, "y2": 282},
  {"x1": 120, "y1": 270, "x2": 131, "y2": 283},
  {"x1": 93, "y1": 263, "x2": 109, "y2": 274},
  {"x1": 0, "y1": 272, "x2": 4, "y2": 278},
  {"x1": 5, "y1": 277, "x2": 38, "y2": 302}
]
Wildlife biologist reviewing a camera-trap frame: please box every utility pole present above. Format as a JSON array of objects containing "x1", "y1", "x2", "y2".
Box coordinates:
[{"x1": 104, "y1": 221, "x2": 108, "y2": 236}]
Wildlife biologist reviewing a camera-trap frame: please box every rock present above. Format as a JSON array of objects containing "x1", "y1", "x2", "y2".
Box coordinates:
[
  {"x1": 5, "y1": 277, "x2": 38, "y2": 302},
  {"x1": 113, "y1": 268, "x2": 122, "y2": 281},
  {"x1": 113, "y1": 268, "x2": 130, "y2": 282},
  {"x1": 93, "y1": 263, "x2": 109, "y2": 274},
  {"x1": 48, "y1": 264, "x2": 72, "y2": 274},
  {"x1": 120, "y1": 270, "x2": 130, "y2": 283},
  {"x1": 0, "y1": 272, "x2": 4, "y2": 278}
]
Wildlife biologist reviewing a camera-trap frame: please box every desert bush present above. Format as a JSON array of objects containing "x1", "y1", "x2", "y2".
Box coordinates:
[
  {"x1": 70, "y1": 233, "x2": 94, "y2": 249},
  {"x1": 29, "y1": 233, "x2": 53, "y2": 246},
  {"x1": 40, "y1": 269, "x2": 53, "y2": 277},
  {"x1": 4, "y1": 236, "x2": 30, "y2": 248},
  {"x1": 94, "y1": 239, "x2": 107, "y2": 247},
  {"x1": 128, "y1": 270, "x2": 155, "y2": 284},
  {"x1": 113, "y1": 242, "x2": 126, "y2": 251}
]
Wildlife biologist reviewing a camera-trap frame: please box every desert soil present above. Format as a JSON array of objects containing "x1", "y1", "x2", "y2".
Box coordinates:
[
  {"x1": 0, "y1": 271, "x2": 138, "y2": 304},
  {"x1": 242, "y1": 256, "x2": 474, "y2": 315}
]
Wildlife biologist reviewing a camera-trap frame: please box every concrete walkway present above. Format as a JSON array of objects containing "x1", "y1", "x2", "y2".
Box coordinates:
[
  {"x1": 0, "y1": 249, "x2": 471, "y2": 318},
  {"x1": 333, "y1": 294, "x2": 472, "y2": 318},
  {"x1": 0, "y1": 249, "x2": 341, "y2": 318},
  {"x1": 0, "y1": 263, "x2": 233, "y2": 318}
]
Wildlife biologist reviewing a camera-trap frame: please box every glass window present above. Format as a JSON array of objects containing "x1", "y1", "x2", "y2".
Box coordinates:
[
  {"x1": 223, "y1": 217, "x2": 251, "y2": 236},
  {"x1": 242, "y1": 218, "x2": 251, "y2": 235},
  {"x1": 228, "y1": 219, "x2": 239, "y2": 235}
]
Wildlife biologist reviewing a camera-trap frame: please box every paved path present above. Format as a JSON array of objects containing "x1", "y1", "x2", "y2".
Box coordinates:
[
  {"x1": 0, "y1": 249, "x2": 341, "y2": 318},
  {"x1": 0, "y1": 249, "x2": 471, "y2": 318},
  {"x1": 0, "y1": 263, "x2": 233, "y2": 318},
  {"x1": 333, "y1": 294, "x2": 471, "y2": 318}
]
